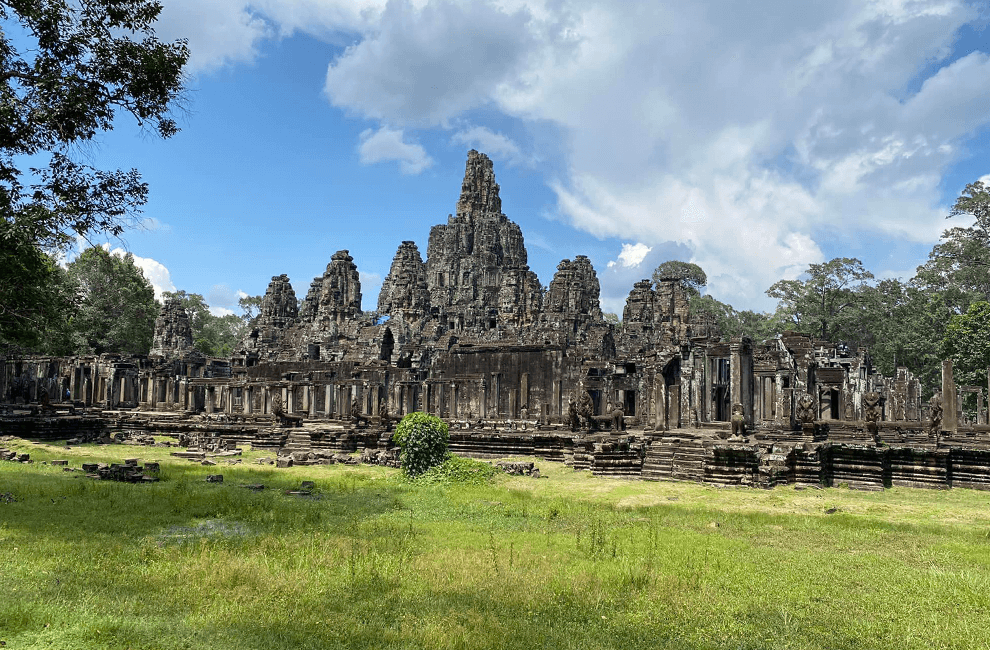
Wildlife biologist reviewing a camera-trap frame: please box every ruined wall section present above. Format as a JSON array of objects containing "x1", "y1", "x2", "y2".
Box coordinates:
[
  {"x1": 534, "y1": 256, "x2": 611, "y2": 354},
  {"x1": 425, "y1": 150, "x2": 543, "y2": 335},
  {"x1": 150, "y1": 298, "x2": 194, "y2": 357},
  {"x1": 239, "y1": 274, "x2": 298, "y2": 361}
]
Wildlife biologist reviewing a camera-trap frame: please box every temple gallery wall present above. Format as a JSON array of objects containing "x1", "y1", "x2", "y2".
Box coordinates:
[{"x1": 4, "y1": 151, "x2": 990, "y2": 491}]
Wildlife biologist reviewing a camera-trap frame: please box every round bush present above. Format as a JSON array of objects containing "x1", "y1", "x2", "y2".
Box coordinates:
[{"x1": 391, "y1": 412, "x2": 449, "y2": 477}]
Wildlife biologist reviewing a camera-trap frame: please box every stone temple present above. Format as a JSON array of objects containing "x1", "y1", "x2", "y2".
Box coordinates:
[{"x1": 3, "y1": 150, "x2": 989, "y2": 491}]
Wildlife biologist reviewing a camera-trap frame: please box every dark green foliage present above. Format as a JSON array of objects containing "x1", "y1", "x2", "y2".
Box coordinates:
[
  {"x1": 392, "y1": 412, "x2": 450, "y2": 477},
  {"x1": 765, "y1": 257, "x2": 874, "y2": 343},
  {"x1": 689, "y1": 294, "x2": 788, "y2": 343},
  {"x1": 915, "y1": 180, "x2": 990, "y2": 309},
  {"x1": 943, "y1": 301, "x2": 990, "y2": 392},
  {"x1": 65, "y1": 246, "x2": 157, "y2": 354},
  {"x1": 0, "y1": 217, "x2": 76, "y2": 354},
  {"x1": 652, "y1": 260, "x2": 707, "y2": 294},
  {"x1": 0, "y1": 0, "x2": 188, "y2": 350}
]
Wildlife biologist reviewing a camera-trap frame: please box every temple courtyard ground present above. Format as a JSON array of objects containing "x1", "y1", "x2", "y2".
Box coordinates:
[{"x1": 0, "y1": 437, "x2": 987, "y2": 650}]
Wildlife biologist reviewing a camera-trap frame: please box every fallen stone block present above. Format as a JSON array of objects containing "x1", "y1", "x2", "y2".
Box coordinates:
[{"x1": 205, "y1": 475, "x2": 223, "y2": 483}]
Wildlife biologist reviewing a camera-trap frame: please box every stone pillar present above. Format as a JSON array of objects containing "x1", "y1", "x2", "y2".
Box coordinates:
[
  {"x1": 943, "y1": 360, "x2": 958, "y2": 434},
  {"x1": 509, "y1": 389, "x2": 518, "y2": 419},
  {"x1": 450, "y1": 383, "x2": 457, "y2": 418},
  {"x1": 729, "y1": 339, "x2": 754, "y2": 425},
  {"x1": 205, "y1": 387, "x2": 214, "y2": 414},
  {"x1": 309, "y1": 386, "x2": 317, "y2": 418},
  {"x1": 521, "y1": 373, "x2": 529, "y2": 413},
  {"x1": 552, "y1": 380, "x2": 561, "y2": 418},
  {"x1": 286, "y1": 385, "x2": 294, "y2": 414},
  {"x1": 325, "y1": 385, "x2": 333, "y2": 417},
  {"x1": 480, "y1": 379, "x2": 487, "y2": 418},
  {"x1": 978, "y1": 391, "x2": 985, "y2": 426},
  {"x1": 244, "y1": 387, "x2": 253, "y2": 414}
]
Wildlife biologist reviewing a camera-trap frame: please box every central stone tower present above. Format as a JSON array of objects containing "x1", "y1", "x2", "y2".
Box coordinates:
[{"x1": 425, "y1": 150, "x2": 542, "y2": 332}]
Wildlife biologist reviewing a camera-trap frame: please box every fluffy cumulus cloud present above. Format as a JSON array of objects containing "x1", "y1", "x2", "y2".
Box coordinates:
[
  {"x1": 312, "y1": 0, "x2": 990, "y2": 309},
  {"x1": 170, "y1": 0, "x2": 990, "y2": 310},
  {"x1": 153, "y1": 0, "x2": 274, "y2": 72},
  {"x1": 358, "y1": 126, "x2": 434, "y2": 174}
]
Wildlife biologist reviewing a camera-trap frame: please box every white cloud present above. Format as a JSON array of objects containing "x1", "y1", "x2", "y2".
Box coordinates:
[
  {"x1": 154, "y1": 0, "x2": 273, "y2": 72},
  {"x1": 607, "y1": 243, "x2": 653, "y2": 269},
  {"x1": 323, "y1": 0, "x2": 562, "y2": 127},
  {"x1": 358, "y1": 126, "x2": 433, "y2": 174},
  {"x1": 452, "y1": 126, "x2": 527, "y2": 165}
]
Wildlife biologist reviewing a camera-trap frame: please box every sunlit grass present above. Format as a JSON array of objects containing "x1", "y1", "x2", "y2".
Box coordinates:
[{"x1": 1, "y1": 437, "x2": 988, "y2": 649}]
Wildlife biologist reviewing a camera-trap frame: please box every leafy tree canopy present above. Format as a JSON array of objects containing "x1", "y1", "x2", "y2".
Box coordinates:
[
  {"x1": 0, "y1": 0, "x2": 188, "y2": 350},
  {"x1": 65, "y1": 246, "x2": 157, "y2": 355},
  {"x1": 942, "y1": 301, "x2": 990, "y2": 391},
  {"x1": 652, "y1": 261, "x2": 707, "y2": 295},
  {"x1": 766, "y1": 257, "x2": 874, "y2": 343},
  {"x1": 914, "y1": 180, "x2": 990, "y2": 311}
]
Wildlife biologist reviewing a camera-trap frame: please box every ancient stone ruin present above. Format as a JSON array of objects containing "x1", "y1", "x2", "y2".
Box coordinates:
[{"x1": 3, "y1": 150, "x2": 990, "y2": 490}]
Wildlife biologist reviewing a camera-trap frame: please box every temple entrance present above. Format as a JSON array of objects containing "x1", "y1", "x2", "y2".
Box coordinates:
[
  {"x1": 380, "y1": 328, "x2": 394, "y2": 362},
  {"x1": 588, "y1": 389, "x2": 602, "y2": 415},
  {"x1": 624, "y1": 389, "x2": 636, "y2": 416},
  {"x1": 711, "y1": 358, "x2": 730, "y2": 421}
]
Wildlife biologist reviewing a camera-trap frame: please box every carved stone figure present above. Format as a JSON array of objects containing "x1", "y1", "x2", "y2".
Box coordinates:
[
  {"x1": 379, "y1": 398, "x2": 392, "y2": 432},
  {"x1": 863, "y1": 391, "x2": 882, "y2": 438},
  {"x1": 351, "y1": 397, "x2": 368, "y2": 427},
  {"x1": 567, "y1": 398, "x2": 580, "y2": 432},
  {"x1": 730, "y1": 403, "x2": 746, "y2": 439},
  {"x1": 928, "y1": 394, "x2": 943, "y2": 438},
  {"x1": 611, "y1": 404, "x2": 625, "y2": 432},
  {"x1": 796, "y1": 393, "x2": 816, "y2": 424},
  {"x1": 271, "y1": 393, "x2": 303, "y2": 428},
  {"x1": 578, "y1": 392, "x2": 595, "y2": 430},
  {"x1": 519, "y1": 403, "x2": 529, "y2": 420}
]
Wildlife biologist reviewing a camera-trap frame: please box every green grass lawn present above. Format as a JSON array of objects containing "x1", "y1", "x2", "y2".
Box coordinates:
[{"x1": 1, "y1": 437, "x2": 989, "y2": 649}]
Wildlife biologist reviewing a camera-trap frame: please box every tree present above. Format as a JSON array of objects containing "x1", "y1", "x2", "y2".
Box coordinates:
[
  {"x1": 0, "y1": 218, "x2": 76, "y2": 354},
  {"x1": 0, "y1": 0, "x2": 188, "y2": 348},
  {"x1": 688, "y1": 294, "x2": 787, "y2": 343},
  {"x1": 65, "y1": 246, "x2": 157, "y2": 354},
  {"x1": 942, "y1": 302, "x2": 990, "y2": 394},
  {"x1": 765, "y1": 257, "x2": 874, "y2": 342},
  {"x1": 238, "y1": 294, "x2": 263, "y2": 323},
  {"x1": 915, "y1": 181, "x2": 990, "y2": 310},
  {"x1": 392, "y1": 412, "x2": 450, "y2": 477},
  {"x1": 652, "y1": 261, "x2": 707, "y2": 295}
]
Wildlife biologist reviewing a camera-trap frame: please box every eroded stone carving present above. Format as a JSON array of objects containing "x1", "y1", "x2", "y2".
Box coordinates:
[
  {"x1": 863, "y1": 391, "x2": 881, "y2": 438},
  {"x1": 151, "y1": 298, "x2": 193, "y2": 356}
]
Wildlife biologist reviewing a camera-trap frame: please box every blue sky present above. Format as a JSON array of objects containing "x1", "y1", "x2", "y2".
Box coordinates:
[{"x1": 70, "y1": 0, "x2": 990, "y2": 316}]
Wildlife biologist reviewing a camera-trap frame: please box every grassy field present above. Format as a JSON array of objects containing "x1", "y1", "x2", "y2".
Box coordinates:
[{"x1": 1, "y1": 437, "x2": 989, "y2": 650}]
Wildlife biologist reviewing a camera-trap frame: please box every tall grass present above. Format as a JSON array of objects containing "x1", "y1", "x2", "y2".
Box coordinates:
[{"x1": 1, "y1": 438, "x2": 988, "y2": 649}]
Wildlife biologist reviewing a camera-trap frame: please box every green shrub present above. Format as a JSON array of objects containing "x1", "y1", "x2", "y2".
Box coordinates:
[
  {"x1": 392, "y1": 412, "x2": 449, "y2": 477},
  {"x1": 413, "y1": 454, "x2": 502, "y2": 486}
]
